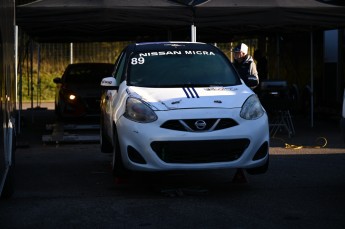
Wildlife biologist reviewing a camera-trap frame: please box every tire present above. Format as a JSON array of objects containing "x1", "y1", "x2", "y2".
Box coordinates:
[
  {"x1": 1, "y1": 133, "x2": 15, "y2": 199},
  {"x1": 100, "y1": 117, "x2": 112, "y2": 153},
  {"x1": 246, "y1": 157, "x2": 269, "y2": 175},
  {"x1": 1, "y1": 159, "x2": 15, "y2": 199},
  {"x1": 54, "y1": 100, "x2": 59, "y2": 115},
  {"x1": 112, "y1": 127, "x2": 129, "y2": 178},
  {"x1": 341, "y1": 118, "x2": 345, "y2": 144},
  {"x1": 55, "y1": 103, "x2": 63, "y2": 121}
]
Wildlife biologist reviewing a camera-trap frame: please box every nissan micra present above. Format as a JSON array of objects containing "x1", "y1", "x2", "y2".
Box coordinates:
[{"x1": 100, "y1": 42, "x2": 269, "y2": 178}]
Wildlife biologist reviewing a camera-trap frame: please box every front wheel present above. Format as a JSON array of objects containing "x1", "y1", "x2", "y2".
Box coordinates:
[
  {"x1": 112, "y1": 128, "x2": 129, "y2": 178},
  {"x1": 1, "y1": 132, "x2": 16, "y2": 199},
  {"x1": 100, "y1": 117, "x2": 112, "y2": 153}
]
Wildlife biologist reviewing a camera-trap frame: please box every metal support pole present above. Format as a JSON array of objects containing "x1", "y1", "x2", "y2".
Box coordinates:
[
  {"x1": 70, "y1": 42, "x2": 73, "y2": 64},
  {"x1": 30, "y1": 40, "x2": 33, "y2": 110},
  {"x1": 37, "y1": 44, "x2": 41, "y2": 108},
  {"x1": 191, "y1": 24, "x2": 196, "y2": 42},
  {"x1": 15, "y1": 25, "x2": 20, "y2": 134},
  {"x1": 276, "y1": 35, "x2": 280, "y2": 79},
  {"x1": 310, "y1": 32, "x2": 314, "y2": 128}
]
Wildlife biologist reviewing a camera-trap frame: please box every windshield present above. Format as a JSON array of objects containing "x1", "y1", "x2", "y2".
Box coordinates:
[
  {"x1": 128, "y1": 50, "x2": 240, "y2": 87},
  {"x1": 64, "y1": 64, "x2": 114, "y2": 84}
]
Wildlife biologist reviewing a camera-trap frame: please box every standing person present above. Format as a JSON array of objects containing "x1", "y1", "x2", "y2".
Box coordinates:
[
  {"x1": 254, "y1": 49, "x2": 268, "y2": 81},
  {"x1": 232, "y1": 43, "x2": 259, "y2": 89}
]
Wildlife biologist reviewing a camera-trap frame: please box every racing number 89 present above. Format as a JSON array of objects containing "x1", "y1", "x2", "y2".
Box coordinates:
[{"x1": 131, "y1": 57, "x2": 145, "y2": 65}]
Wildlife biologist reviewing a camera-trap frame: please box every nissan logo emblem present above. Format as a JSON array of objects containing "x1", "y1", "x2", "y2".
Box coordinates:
[{"x1": 195, "y1": 120, "x2": 207, "y2": 130}]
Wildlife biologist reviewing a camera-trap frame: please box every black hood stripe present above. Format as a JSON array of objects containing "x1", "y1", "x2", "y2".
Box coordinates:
[
  {"x1": 182, "y1": 87, "x2": 190, "y2": 98},
  {"x1": 191, "y1": 87, "x2": 199, "y2": 98},
  {"x1": 182, "y1": 87, "x2": 199, "y2": 98},
  {"x1": 187, "y1": 87, "x2": 195, "y2": 98}
]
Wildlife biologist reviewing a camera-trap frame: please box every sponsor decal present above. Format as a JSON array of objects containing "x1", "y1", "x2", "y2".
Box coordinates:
[
  {"x1": 132, "y1": 51, "x2": 216, "y2": 65},
  {"x1": 101, "y1": 80, "x2": 113, "y2": 85},
  {"x1": 184, "y1": 51, "x2": 215, "y2": 55},
  {"x1": 138, "y1": 51, "x2": 215, "y2": 57},
  {"x1": 204, "y1": 87, "x2": 238, "y2": 91},
  {"x1": 139, "y1": 51, "x2": 182, "y2": 56}
]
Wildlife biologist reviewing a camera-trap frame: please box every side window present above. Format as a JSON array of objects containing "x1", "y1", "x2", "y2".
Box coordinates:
[{"x1": 114, "y1": 51, "x2": 127, "y2": 85}]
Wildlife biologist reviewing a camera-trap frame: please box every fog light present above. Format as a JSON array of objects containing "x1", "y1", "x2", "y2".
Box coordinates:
[
  {"x1": 253, "y1": 142, "x2": 268, "y2": 160},
  {"x1": 127, "y1": 146, "x2": 147, "y2": 164}
]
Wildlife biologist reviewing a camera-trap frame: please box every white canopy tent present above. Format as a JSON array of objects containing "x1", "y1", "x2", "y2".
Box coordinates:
[{"x1": 16, "y1": 0, "x2": 345, "y2": 127}]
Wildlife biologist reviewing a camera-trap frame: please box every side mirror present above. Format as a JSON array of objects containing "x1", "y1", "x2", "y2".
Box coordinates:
[
  {"x1": 246, "y1": 76, "x2": 259, "y2": 89},
  {"x1": 53, "y1": 77, "x2": 62, "y2": 84},
  {"x1": 101, "y1": 77, "x2": 118, "y2": 90}
]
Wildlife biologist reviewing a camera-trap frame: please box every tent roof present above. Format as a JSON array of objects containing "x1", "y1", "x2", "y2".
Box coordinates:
[
  {"x1": 16, "y1": 0, "x2": 193, "y2": 42},
  {"x1": 16, "y1": 0, "x2": 345, "y2": 43},
  {"x1": 195, "y1": 0, "x2": 345, "y2": 36}
]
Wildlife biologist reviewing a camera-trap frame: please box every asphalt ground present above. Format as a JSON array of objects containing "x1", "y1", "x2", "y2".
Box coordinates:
[{"x1": 0, "y1": 105, "x2": 344, "y2": 229}]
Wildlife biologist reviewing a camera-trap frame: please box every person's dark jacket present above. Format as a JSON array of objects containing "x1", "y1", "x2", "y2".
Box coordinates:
[{"x1": 233, "y1": 55, "x2": 259, "y2": 88}]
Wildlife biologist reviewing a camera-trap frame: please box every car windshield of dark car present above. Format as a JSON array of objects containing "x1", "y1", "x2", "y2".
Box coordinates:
[
  {"x1": 128, "y1": 50, "x2": 240, "y2": 87},
  {"x1": 64, "y1": 65, "x2": 113, "y2": 84}
]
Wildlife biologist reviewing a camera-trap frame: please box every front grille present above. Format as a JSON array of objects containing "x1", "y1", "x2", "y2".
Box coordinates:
[
  {"x1": 84, "y1": 98, "x2": 101, "y2": 114},
  {"x1": 161, "y1": 118, "x2": 238, "y2": 132},
  {"x1": 151, "y1": 139, "x2": 250, "y2": 163}
]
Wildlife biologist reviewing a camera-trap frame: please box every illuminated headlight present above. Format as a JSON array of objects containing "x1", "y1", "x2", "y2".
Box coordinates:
[
  {"x1": 240, "y1": 94, "x2": 265, "y2": 120},
  {"x1": 124, "y1": 97, "x2": 158, "y2": 123},
  {"x1": 68, "y1": 94, "x2": 76, "y2": 101}
]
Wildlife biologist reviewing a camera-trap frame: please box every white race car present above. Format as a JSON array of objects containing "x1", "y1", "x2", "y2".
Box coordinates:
[{"x1": 100, "y1": 42, "x2": 269, "y2": 178}]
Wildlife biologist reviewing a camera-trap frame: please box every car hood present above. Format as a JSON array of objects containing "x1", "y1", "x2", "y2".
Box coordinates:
[
  {"x1": 66, "y1": 84, "x2": 101, "y2": 97},
  {"x1": 127, "y1": 86, "x2": 254, "y2": 110}
]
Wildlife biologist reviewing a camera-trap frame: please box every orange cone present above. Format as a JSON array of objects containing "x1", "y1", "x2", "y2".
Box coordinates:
[
  {"x1": 232, "y1": 169, "x2": 247, "y2": 184},
  {"x1": 114, "y1": 176, "x2": 128, "y2": 185}
]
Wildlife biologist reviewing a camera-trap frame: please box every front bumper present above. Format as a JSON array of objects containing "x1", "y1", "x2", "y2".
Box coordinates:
[
  {"x1": 116, "y1": 108, "x2": 269, "y2": 171},
  {"x1": 59, "y1": 97, "x2": 100, "y2": 118}
]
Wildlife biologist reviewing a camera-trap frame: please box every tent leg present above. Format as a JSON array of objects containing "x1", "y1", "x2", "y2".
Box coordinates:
[
  {"x1": 310, "y1": 32, "x2": 314, "y2": 128},
  {"x1": 191, "y1": 24, "x2": 196, "y2": 42},
  {"x1": 15, "y1": 26, "x2": 20, "y2": 134}
]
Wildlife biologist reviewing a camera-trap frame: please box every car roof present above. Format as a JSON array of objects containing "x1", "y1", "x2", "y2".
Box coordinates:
[
  {"x1": 67, "y1": 63, "x2": 114, "y2": 67},
  {"x1": 63, "y1": 63, "x2": 114, "y2": 77}
]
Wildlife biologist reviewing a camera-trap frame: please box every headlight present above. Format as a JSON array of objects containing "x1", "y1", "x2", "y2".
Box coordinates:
[
  {"x1": 68, "y1": 94, "x2": 76, "y2": 101},
  {"x1": 240, "y1": 94, "x2": 265, "y2": 120},
  {"x1": 124, "y1": 97, "x2": 158, "y2": 123},
  {"x1": 61, "y1": 88, "x2": 78, "y2": 102}
]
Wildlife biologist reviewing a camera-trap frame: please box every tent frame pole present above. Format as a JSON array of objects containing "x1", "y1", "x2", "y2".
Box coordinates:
[
  {"x1": 310, "y1": 32, "x2": 314, "y2": 128},
  {"x1": 191, "y1": 24, "x2": 196, "y2": 42}
]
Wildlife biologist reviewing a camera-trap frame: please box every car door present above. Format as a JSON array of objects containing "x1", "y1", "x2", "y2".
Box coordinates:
[{"x1": 104, "y1": 49, "x2": 128, "y2": 138}]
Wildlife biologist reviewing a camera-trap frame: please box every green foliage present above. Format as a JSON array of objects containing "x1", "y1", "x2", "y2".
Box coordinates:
[
  {"x1": 18, "y1": 41, "x2": 130, "y2": 102},
  {"x1": 19, "y1": 72, "x2": 57, "y2": 102}
]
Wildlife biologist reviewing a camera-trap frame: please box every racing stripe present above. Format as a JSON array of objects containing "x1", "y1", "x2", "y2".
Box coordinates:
[
  {"x1": 182, "y1": 87, "x2": 190, "y2": 98},
  {"x1": 182, "y1": 87, "x2": 199, "y2": 98},
  {"x1": 191, "y1": 87, "x2": 199, "y2": 98},
  {"x1": 187, "y1": 87, "x2": 195, "y2": 98}
]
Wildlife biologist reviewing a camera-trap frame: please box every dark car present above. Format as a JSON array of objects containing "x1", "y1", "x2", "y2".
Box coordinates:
[{"x1": 53, "y1": 63, "x2": 114, "y2": 119}]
